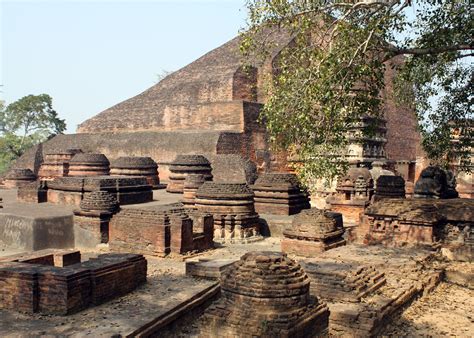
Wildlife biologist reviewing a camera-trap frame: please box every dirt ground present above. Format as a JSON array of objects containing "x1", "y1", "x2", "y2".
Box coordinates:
[{"x1": 384, "y1": 282, "x2": 474, "y2": 337}]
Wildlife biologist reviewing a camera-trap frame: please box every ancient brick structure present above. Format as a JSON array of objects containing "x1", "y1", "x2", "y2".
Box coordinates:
[
  {"x1": 110, "y1": 156, "x2": 161, "y2": 188},
  {"x1": 200, "y1": 251, "x2": 329, "y2": 337},
  {"x1": 185, "y1": 259, "x2": 236, "y2": 280},
  {"x1": 0, "y1": 249, "x2": 81, "y2": 267},
  {"x1": 369, "y1": 160, "x2": 394, "y2": 188},
  {"x1": 449, "y1": 119, "x2": 473, "y2": 198},
  {"x1": 167, "y1": 155, "x2": 213, "y2": 193},
  {"x1": 47, "y1": 176, "x2": 152, "y2": 206},
  {"x1": 251, "y1": 172, "x2": 310, "y2": 215},
  {"x1": 414, "y1": 166, "x2": 459, "y2": 199},
  {"x1": 434, "y1": 199, "x2": 474, "y2": 261},
  {"x1": 327, "y1": 167, "x2": 374, "y2": 225},
  {"x1": 302, "y1": 262, "x2": 386, "y2": 303},
  {"x1": 3, "y1": 168, "x2": 36, "y2": 188},
  {"x1": 68, "y1": 153, "x2": 110, "y2": 177},
  {"x1": 10, "y1": 27, "x2": 422, "y2": 187},
  {"x1": 282, "y1": 209, "x2": 346, "y2": 257},
  {"x1": 38, "y1": 148, "x2": 83, "y2": 180},
  {"x1": 182, "y1": 174, "x2": 206, "y2": 208},
  {"x1": 73, "y1": 191, "x2": 120, "y2": 248},
  {"x1": 78, "y1": 253, "x2": 147, "y2": 305},
  {"x1": 17, "y1": 181, "x2": 48, "y2": 203},
  {"x1": 347, "y1": 116, "x2": 388, "y2": 165},
  {"x1": 195, "y1": 182, "x2": 261, "y2": 243},
  {"x1": 372, "y1": 175, "x2": 406, "y2": 202},
  {"x1": 0, "y1": 253, "x2": 146, "y2": 315},
  {"x1": 109, "y1": 203, "x2": 214, "y2": 255},
  {"x1": 211, "y1": 154, "x2": 258, "y2": 184},
  {"x1": 358, "y1": 199, "x2": 441, "y2": 246}
]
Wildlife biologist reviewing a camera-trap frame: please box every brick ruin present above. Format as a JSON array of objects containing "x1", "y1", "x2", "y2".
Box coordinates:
[
  {"x1": 167, "y1": 155, "x2": 213, "y2": 193},
  {"x1": 414, "y1": 166, "x2": 459, "y2": 199},
  {"x1": 73, "y1": 191, "x2": 120, "y2": 248},
  {"x1": 360, "y1": 199, "x2": 443, "y2": 246},
  {"x1": 282, "y1": 209, "x2": 346, "y2": 257},
  {"x1": 194, "y1": 182, "x2": 261, "y2": 243},
  {"x1": 199, "y1": 251, "x2": 330, "y2": 337},
  {"x1": 182, "y1": 174, "x2": 206, "y2": 208},
  {"x1": 67, "y1": 153, "x2": 110, "y2": 177},
  {"x1": 110, "y1": 156, "x2": 162, "y2": 189},
  {"x1": 47, "y1": 176, "x2": 153, "y2": 206},
  {"x1": 210, "y1": 154, "x2": 258, "y2": 184},
  {"x1": 358, "y1": 198, "x2": 474, "y2": 251},
  {"x1": 38, "y1": 148, "x2": 83, "y2": 180},
  {"x1": 3, "y1": 168, "x2": 36, "y2": 188},
  {"x1": 109, "y1": 203, "x2": 214, "y2": 255},
  {"x1": 17, "y1": 181, "x2": 48, "y2": 203},
  {"x1": 251, "y1": 172, "x2": 310, "y2": 215},
  {"x1": 369, "y1": 160, "x2": 394, "y2": 188},
  {"x1": 327, "y1": 167, "x2": 374, "y2": 225},
  {"x1": 0, "y1": 250, "x2": 146, "y2": 315},
  {"x1": 302, "y1": 262, "x2": 386, "y2": 303},
  {"x1": 372, "y1": 175, "x2": 406, "y2": 202},
  {"x1": 9, "y1": 27, "x2": 422, "y2": 185}
]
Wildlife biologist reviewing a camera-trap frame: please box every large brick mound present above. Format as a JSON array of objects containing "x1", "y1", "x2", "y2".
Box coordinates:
[{"x1": 9, "y1": 28, "x2": 421, "y2": 181}]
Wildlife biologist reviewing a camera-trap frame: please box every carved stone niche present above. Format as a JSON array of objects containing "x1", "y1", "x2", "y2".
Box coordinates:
[
  {"x1": 166, "y1": 155, "x2": 213, "y2": 193},
  {"x1": 327, "y1": 167, "x2": 374, "y2": 226}
]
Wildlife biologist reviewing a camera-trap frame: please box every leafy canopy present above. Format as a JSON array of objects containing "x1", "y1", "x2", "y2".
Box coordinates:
[
  {"x1": 241, "y1": 0, "x2": 473, "y2": 186},
  {"x1": 0, "y1": 94, "x2": 66, "y2": 173}
]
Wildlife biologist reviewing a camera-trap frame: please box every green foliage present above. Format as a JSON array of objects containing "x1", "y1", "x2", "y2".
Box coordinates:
[
  {"x1": 241, "y1": 0, "x2": 473, "y2": 184},
  {"x1": 0, "y1": 94, "x2": 66, "y2": 174}
]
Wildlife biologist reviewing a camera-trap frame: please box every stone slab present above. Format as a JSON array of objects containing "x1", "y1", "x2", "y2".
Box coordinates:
[
  {"x1": 185, "y1": 259, "x2": 236, "y2": 279},
  {"x1": 0, "y1": 203, "x2": 74, "y2": 251}
]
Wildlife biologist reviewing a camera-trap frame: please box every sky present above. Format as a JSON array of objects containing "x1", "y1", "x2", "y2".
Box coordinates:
[{"x1": 0, "y1": 0, "x2": 247, "y2": 133}]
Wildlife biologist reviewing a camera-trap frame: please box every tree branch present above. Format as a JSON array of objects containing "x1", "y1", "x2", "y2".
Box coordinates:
[{"x1": 385, "y1": 44, "x2": 473, "y2": 59}]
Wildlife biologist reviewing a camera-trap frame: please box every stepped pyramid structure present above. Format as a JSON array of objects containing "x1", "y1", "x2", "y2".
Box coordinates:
[{"x1": 12, "y1": 29, "x2": 421, "y2": 181}]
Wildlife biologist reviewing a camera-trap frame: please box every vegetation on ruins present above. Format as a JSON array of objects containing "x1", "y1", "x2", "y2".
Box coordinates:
[
  {"x1": 241, "y1": 0, "x2": 473, "y2": 186},
  {"x1": 0, "y1": 94, "x2": 66, "y2": 173}
]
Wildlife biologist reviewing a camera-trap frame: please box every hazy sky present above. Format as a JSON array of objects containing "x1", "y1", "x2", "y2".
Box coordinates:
[{"x1": 1, "y1": 0, "x2": 247, "y2": 133}]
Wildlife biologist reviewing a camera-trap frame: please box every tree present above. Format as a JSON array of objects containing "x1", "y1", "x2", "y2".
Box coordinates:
[
  {"x1": 241, "y1": 0, "x2": 473, "y2": 186},
  {"x1": 0, "y1": 94, "x2": 66, "y2": 173}
]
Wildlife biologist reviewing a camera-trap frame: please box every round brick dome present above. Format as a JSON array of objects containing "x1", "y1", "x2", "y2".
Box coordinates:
[
  {"x1": 200, "y1": 251, "x2": 329, "y2": 337},
  {"x1": 221, "y1": 251, "x2": 310, "y2": 299},
  {"x1": 167, "y1": 155, "x2": 212, "y2": 193},
  {"x1": 171, "y1": 155, "x2": 210, "y2": 167},
  {"x1": 68, "y1": 153, "x2": 110, "y2": 176},
  {"x1": 285, "y1": 209, "x2": 343, "y2": 239},
  {"x1": 254, "y1": 172, "x2": 300, "y2": 187},
  {"x1": 80, "y1": 191, "x2": 119, "y2": 213},
  {"x1": 196, "y1": 182, "x2": 254, "y2": 200},
  {"x1": 110, "y1": 156, "x2": 157, "y2": 169},
  {"x1": 70, "y1": 153, "x2": 110, "y2": 165}
]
